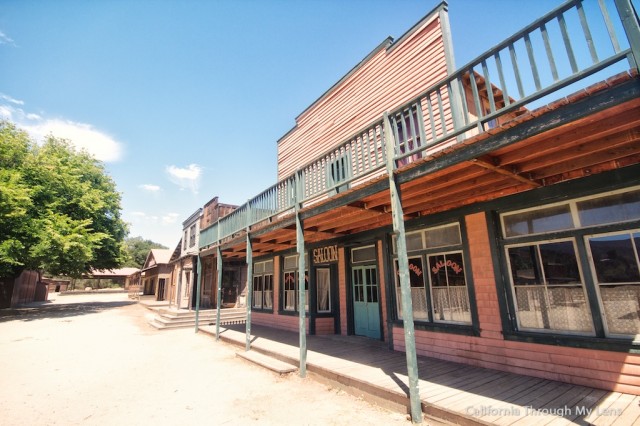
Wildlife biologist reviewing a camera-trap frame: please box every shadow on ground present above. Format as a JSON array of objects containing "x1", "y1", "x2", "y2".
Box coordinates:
[{"x1": 0, "y1": 301, "x2": 136, "y2": 322}]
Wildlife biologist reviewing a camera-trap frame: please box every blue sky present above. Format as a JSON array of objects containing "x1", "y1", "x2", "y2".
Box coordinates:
[{"x1": 0, "y1": 0, "x2": 624, "y2": 248}]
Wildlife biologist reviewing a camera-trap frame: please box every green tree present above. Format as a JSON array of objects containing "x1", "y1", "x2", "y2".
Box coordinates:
[
  {"x1": 123, "y1": 236, "x2": 168, "y2": 268},
  {"x1": 0, "y1": 120, "x2": 128, "y2": 277}
]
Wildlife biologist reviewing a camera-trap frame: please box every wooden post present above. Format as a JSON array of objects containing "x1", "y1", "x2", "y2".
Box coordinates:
[
  {"x1": 215, "y1": 246, "x2": 223, "y2": 341},
  {"x1": 245, "y1": 203, "x2": 253, "y2": 352},
  {"x1": 384, "y1": 112, "x2": 423, "y2": 424},
  {"x1": 194, "y1": 255, "x2": 202, "y2": 333},
  {"x1": 615, "y1": 0, "x2": 640, "y2": 71},
  {"x1": 295, "y1": 170, "x2": 307, "y2": 378}
]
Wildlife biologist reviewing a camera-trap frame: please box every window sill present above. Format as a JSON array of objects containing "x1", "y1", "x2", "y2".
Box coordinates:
[
  {"x1": 503, "y1": 331, "x2": 640, "y2": 353},
  {"x1": 277, "y1": 310, "x2": 311, "y2": 317},
  {"x1": 393, "y1": 320, "x2": 479, "y2": 337}
]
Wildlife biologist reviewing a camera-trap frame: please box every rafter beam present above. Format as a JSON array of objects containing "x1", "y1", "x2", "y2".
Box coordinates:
[{"x1": 469, "y1": 155, "x2": 541, "y2": 187}]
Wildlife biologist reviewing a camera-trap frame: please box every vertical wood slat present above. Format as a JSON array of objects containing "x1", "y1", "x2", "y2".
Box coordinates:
[
  {"x1": 407, "y1": 106, "x2": 418, "y2": 154},
  {"x1": 416, "y1": 103, "x2": 427, "y2": 151},
  {"x1": 599, "y1": 0, "x2": 622, "y2": 53},
  {"x1": 509, "y1": 43, "x2": 526, "y2": 98},
  {"x1": 468, "y1": 68, "x2": 484, "y2": 131},
  {"x1": 524, "y1": 33, "x2": 542, "y2": 91},
  {"x1": 577, "y1": 1, "x2": 599, "y2": 63},
  {"x1": 558, "y1": 12, "x2": 579, "y2": 73},
  {"x1": 435, "y1": 87, "x2": 448, "y2": 137},
  {"x1": 494, "y1": 51, "x2": 511, "y2": 107},
  {"x1": 481, "y1": 60, "x2": 496, "y2": 113},
  {"x1": 541, "y1": 23, "x2": 559, "y2": 81},
  {"x1": 425, "y1": 91, "x2": 439, "y2": 139}
]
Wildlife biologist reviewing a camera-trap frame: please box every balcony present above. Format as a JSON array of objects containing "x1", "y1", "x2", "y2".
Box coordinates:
[{"x1": 200, "y1": 0, "x2": 640, "y2": 258}]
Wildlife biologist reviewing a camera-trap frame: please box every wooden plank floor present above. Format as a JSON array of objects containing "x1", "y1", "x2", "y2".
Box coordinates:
[{"x1": 199, "y1": 324, "x2": 640, "y2": 425}]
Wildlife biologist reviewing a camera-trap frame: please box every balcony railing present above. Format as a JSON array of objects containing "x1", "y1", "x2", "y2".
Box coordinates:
[{"x1": 200, "y1": 0, "x2": 640, "y2": 250}]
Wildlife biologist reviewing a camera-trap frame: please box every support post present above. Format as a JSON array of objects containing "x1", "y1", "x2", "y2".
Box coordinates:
[
  {"x1": 439, "y1": 3, "x2": 464, "y2": 138},
  {"x1": 295, "y1": 170, "x2": 307, "y2": 378},
  {"x1": 194, "y1": 255, "x2": 202, "y2": 332},
  {"x1": 215, "y1": 246, "x2": 223, "y2": 341},
  {"x1": 384, "y1": 112, "x2": 423, "y2": 424},
  {"x1": 615, "y1": 0, "x2": 640, "y2": 71},
  {"x1": 245, "y1": 203, "x2": 253, "y2": 352}
]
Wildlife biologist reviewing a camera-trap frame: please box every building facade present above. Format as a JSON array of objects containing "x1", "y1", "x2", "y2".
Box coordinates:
[
  {"x1": 198, "y1": 197, "x2": 243, "y2": 309},
  {"x1": 199, "y1": 0, "x2": 640, "y2": 395},
  {"x1": 140, "y1": 249, "x2": 173, "y2": 300}
]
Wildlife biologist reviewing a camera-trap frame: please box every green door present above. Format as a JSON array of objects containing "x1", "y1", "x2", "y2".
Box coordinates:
[{"x1": 352, "y1": 265, "x2": 381, "y2": 339}]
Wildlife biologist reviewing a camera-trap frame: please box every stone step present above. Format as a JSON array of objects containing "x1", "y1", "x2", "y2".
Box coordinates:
[
  {"x1": 235, "y1": 350, "x2": 297, "y2": 375},
  {"x1": 156, "y1": 308, "x2": 245, "y2": 319},
  {"x1": 149, "y1": 310, "x2": 247, "y2": 330}
]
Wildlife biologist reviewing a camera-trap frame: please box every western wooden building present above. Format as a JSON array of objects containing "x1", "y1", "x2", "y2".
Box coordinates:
[{"x1": 197, "y1": 0, "x2": 640, "y2": 409}]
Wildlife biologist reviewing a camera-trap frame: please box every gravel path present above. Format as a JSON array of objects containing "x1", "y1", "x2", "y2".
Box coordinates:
[{"x1": 0, "y1": 292, "x2": 413, "y2": 425}]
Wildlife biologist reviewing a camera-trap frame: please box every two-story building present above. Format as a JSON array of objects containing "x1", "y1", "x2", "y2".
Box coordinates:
[
  {"x1": 197, "y1": 197, "x2": 243, "y2": 309},
  {"x1": 168, "y1": 208, "x2": 203, "y2": 309},
  {"x1": 198, "y1": 0, "x2": 640, "y2": 400}
]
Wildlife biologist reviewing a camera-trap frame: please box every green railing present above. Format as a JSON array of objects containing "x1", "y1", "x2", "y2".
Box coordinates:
[{"x1": 200, "y1": 0, "x2": 639, "y2": 250}]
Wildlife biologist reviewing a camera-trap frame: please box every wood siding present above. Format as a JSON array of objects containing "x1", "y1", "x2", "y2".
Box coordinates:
[
  {"x1": 392, "y1": 212, "x2": 640, "y2": 395},
  {"x1": 277, "y1": 11, "x2": 448, "y2": 180}
]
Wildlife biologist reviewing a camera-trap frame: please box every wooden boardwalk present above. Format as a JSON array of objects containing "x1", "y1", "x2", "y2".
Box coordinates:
[{"x1": 199, "y1": 324, "x2": 640, "y2": 425}]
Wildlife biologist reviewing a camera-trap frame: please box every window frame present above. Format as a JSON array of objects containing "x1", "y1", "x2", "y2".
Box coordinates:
[
  {"x1": 497, "y1": 186, "x2": 640, "y2": 345},
  {"x1": 503, "y1": 238, "x2": 595, "y2": 336},
  {"x1": 281, "y1": 253, "x2": 309, "y2": 313},
  {"x1": 391, "y1": 221, "x2": 476, "y2": 331},
  {"x1": 252, "y1": 259, "x2": 273, "y2": 311}
]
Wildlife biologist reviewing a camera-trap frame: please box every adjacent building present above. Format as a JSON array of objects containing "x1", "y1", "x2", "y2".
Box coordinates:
[{"x1": 140, "y1": 249, "x2": 173, "y2": 300}]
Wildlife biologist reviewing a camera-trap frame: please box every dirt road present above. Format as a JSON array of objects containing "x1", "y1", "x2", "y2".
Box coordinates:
[{"x1": 0, "y1": 292, "x2": 412, "y2": 425}]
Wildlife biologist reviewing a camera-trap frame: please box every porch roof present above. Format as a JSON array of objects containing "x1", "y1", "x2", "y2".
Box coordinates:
[{"x1": 217, "y1": 71, "x2": 640, "y2": 259}]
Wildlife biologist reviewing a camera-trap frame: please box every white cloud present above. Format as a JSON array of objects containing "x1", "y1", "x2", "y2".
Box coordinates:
[
  {"x1": 0, "y1": 98, "x2": 124, "y2": 163},
  {"x1": 0, "y1": 93, "x2": 23, "y2": 105},
  {"x1": 166, "y1": 164, "x2": 202, "y2": 194},
  {"x1": 23, "y1": 119, "x2": 123, "y2": 162},
  {"x1": 139, "y1": 184, "x2": 161, "y2": 192},
  {"x1": 0, "y1": 31, "x2": 16, "y2": 47},
  {"x1": 162, "y1": 213, "x2": 181, "y2": 225},
  {"x1": 0, "y1": 105, "x2": 13, "y2": 120},
  {"x1": 125, "y1": 210, "x2": 183, "y2": 248}
]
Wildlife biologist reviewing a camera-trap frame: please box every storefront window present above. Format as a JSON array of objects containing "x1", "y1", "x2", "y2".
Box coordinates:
[
  {"x1": 587, "y1": 232, "x2": 640, "y2": 336},
  {"x1": 393, "y1": 222, "x2": 472, "y2": 325},
  {"x1": 282, "y1": 254, "x2": 308, "y2": 312},
  {"x1": 500, "y1": 186, "x2": 640, "y2": 339},
  {"x1": 252, "y1": 260, "x2": 273, "y2": 310},
  {"x1": 506, "y1": 241, "x2": 593, "y2": 333},
  {"x1": 429, "y1": 252, "x2": 471, "y2": 323}
]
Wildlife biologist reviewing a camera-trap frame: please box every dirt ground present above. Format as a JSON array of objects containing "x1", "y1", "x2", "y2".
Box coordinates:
[{"x1": 0, "y1": 292, "x2": 416, "y2": 425}]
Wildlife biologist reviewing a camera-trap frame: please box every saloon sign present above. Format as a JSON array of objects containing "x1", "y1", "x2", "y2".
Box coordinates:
[{"x1": 313, "y1": 245, "x2": 338, "y2": 264}]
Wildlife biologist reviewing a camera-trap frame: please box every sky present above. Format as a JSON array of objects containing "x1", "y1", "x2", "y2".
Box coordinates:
[{"x1": 1, "y1": 0, "x2": 630, "y2": 249}]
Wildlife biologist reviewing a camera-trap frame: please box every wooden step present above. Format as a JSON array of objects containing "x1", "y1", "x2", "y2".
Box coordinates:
[{"x1": 235, "y1": 350, "x2": 297, "y2": 375}]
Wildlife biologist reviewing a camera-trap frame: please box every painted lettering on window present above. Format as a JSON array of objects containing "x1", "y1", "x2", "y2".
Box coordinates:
[{"x1": 431, "y1": 259, "x2": 463, "y2": 275}]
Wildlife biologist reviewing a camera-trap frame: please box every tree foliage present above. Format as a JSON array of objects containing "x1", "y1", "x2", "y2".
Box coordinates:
[
  {"x1": 123, "y1": 236, "x2": 168, "y2": 268},
  {"x1": 0, "y1": 120, "x2": 128, "y2": 277}
]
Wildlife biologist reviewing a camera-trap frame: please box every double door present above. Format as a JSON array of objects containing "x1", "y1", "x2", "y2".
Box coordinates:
[{"x1": 352, "y1": 265, "x2": 381, "y2": 339}]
